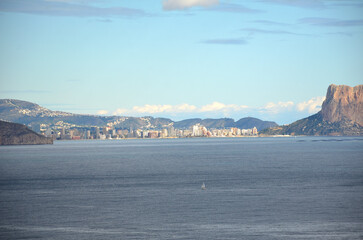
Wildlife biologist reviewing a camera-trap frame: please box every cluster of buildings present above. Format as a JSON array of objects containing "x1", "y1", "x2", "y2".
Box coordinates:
[
  {"x1": 38, "y1": 123, "x2": 258, "y2": 140},
  {"x1": 191, "y1": 124, "x2": 258, "y2": 137}
]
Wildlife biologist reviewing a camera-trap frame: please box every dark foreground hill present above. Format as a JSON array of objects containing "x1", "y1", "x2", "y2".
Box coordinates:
[
  {"x1": 261, "y1": 84, "x2": 363, "y2": 136},
  {"x1": 0, "y1": 120, "x2": 53, "y2": 145}
]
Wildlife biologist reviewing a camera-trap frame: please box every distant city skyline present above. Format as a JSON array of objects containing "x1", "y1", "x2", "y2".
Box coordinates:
[{"x1": 0, "y1": 0, "x2": 362, "y2": 124}]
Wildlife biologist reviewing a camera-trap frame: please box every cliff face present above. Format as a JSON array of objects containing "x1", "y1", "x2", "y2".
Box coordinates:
[
  {"x1": 321, "y1": 84, "x2": 363, "y2": 126},
  {"x1": 0, "y1": 120, "x2": 53, "y2": 145},
  {"x1": 261, "y1": 84, "x2": 363, "y2": 136}
]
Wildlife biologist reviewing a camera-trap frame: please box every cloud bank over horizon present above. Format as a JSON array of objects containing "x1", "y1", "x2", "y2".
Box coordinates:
[{"x1": 95, "y1": 96, "x2": 325, "y2": 124}]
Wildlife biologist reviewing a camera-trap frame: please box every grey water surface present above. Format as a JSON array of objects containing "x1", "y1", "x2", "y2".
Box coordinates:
[{"x1": 0, "y1": 137, "x2": 362, "y2": 239}]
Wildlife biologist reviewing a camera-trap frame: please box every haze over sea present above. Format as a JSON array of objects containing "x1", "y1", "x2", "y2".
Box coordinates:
[{"x1": 0, "y1": 137, "x2": 362, "y2": 239}]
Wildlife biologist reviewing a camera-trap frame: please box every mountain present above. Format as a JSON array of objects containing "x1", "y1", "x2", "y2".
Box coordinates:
[
  {"x1": 0, "y1": 120, "x2": 53, "y2": 145},
  {"x1": 261, "y1": 84, "x2": 363, "y2": 136},
  {"x1": 235, "y1": 117, "x2": 277, "y2": 130},
  {"x1": 0, "y1": 99, "x2": 277, "y2": 131}
]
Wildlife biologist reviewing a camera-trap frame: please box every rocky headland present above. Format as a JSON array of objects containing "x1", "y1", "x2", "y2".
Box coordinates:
[
  {"x1": 0, "y1": 120, "x2": 53, "y2": 145},
  {"x1": 321, "y1": 84, "x2": 363, "y2": 126},
  {"x1": 261, "y1": 84, "x2": 363, "y2": 136}
]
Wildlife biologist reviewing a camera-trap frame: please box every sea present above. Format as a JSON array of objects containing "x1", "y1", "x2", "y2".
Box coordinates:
[{"x1": 0, "y1": 137, "x2": 362, "y2": 240}]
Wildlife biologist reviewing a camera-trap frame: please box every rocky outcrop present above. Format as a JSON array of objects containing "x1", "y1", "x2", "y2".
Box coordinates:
[
  {"x1": 321, "y1": 84, "x2": 363, "y2": 126},
  {"x1": 261, "y1": 84, "x2": 363, "y2": 136},
  {"x1": 0, "y1": 120, "x2": 53, "y2": 145}
]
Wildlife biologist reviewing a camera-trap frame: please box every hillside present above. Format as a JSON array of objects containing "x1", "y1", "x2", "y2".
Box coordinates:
[
  {"x1": 0, "y1": 99, "x2": 173, "y2": 129},
  {"x1": 235, "y1": 117, "x2": 277, "y2": 130},
  {"x1": 0, "y1": 120, "x2": 53, "y2": 145}
]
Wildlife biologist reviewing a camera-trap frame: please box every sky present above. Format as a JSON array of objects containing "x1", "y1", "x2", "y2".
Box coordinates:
[{"x1": 0, "y1": 0, "x2": 362, "y2": 124}]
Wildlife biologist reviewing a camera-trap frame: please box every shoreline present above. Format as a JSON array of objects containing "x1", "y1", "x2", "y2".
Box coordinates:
[{"x1": 53, "y1": 135, "x2": 292, "y2": 141}]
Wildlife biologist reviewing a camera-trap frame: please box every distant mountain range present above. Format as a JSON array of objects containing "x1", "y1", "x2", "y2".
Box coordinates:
[
  {"x1": 261, "y1": 84, "x2": 363, "y2": 136},
  {"x1": 0, "y1": 99, "x2": 277, "y2": 131},
  {"x1": 173, "y1": 117, "x2": 277, "y2": 130}
]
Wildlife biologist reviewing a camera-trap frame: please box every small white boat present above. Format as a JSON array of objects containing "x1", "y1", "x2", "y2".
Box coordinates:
[{"x1": 201, "y1": 182, "x2": 206, "y2": 190}]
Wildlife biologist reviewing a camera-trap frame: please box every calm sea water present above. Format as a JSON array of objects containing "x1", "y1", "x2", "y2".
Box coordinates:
[{"x1": 0, "y1": 137, "x2": 362, "y2": 240}]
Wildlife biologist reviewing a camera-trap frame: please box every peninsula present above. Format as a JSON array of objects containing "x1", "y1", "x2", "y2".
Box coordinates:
[{"x1": 0, "y1": 120, "x2": 53, "y2": 145}]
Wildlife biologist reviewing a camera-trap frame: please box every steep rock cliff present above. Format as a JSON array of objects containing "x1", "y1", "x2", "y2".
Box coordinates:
[{"x1": 321, "y1": 84, "x2": 363, "y2": 126}]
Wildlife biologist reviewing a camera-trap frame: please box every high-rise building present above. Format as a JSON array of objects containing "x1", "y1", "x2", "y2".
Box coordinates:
[
  {"x1": 168, "y1": 126, "x2": 175, "y2": 137},
  {"x1": 161, "y1": 129, "x2": 168, "y2": 138},
  {"x1": 252, "y1": 127, "x2": 258, "y2": 135},
  {"x1": 96, "y1": 127, "x2": 100, "y2": 139},
  {"x1": 192, "y1": 124, "x2": 200, "y2": 137},
  {"x1": 148, "y1": 131, "x2": 158, "y2": 138},
  {"x1": 86, "y1": 130, "x2": 91, "y2": 139},
  {"x1": 45, "y1": 128, "x2": 53, "y2": 137},
  {"x1": 128, "y1": 128, "x2": 134, "y2": 138},
  {"x1": 200, "y1": 126, "x2": 206, "y2": 136}
]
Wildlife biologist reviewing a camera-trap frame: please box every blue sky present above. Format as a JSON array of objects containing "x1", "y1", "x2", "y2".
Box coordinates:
[{"x1": 0, "y1": 0, "x2": 362, "y2": 124}]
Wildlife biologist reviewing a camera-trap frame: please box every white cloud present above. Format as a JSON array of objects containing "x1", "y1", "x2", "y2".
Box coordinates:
[
  {"x1": 262, "y1": 101, "x2": 294, "y2": 113},
  {"x1": 112, "y1": 102, "x2": 249, "y2": 116},
  {"x1": 97, "y1": 110, "x2": 108, "y2": 115},
  {"x1": 163, "y1": 0, "x2": 219, "y2": 10},
  {"x1": 176, "y1": 103, "x2": 198, "y2": 112},
  {"x1": 115, "y1": 104, "x2": 197, "y2": 115},
  {"x1": 296, "y1": 96, "x2": 325, "y2": 113},
  {"x1": 200, "y1": 102, "x2": 249, "y2": 112},
  {"x1": 133, "y1": 104, "x2": 173, "y2": 114},
  {"x1": 113, "y1": 108, "x2": 128, "y2": 115}
]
